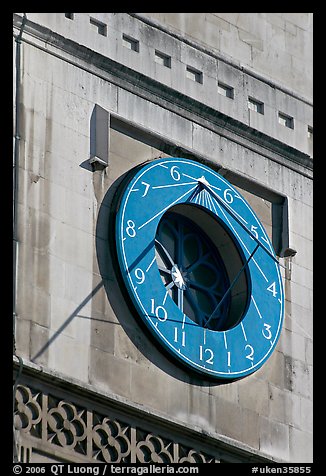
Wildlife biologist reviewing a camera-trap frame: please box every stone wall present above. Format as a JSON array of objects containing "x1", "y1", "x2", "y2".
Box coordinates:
[
  {"x1": 139, "y1": 13, "x2": 313, "y2": 101},
  {"x1": 13, "y1": 13, "x2": 313, "y2": 463}
]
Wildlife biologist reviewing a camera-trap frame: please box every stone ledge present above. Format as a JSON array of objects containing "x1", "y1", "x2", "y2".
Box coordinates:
[
  {"x1": 13, "y1": 13, "x2": 313, "y2": 175},
  {"x1": 13, "y1": 355, "x2": 283, "y2": 463}
]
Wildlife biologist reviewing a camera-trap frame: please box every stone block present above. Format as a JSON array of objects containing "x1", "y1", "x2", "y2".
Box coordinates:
[
  {"x1": 51, "y1": 224, "x2": 93, "y2": 271},
  {"x1": 14, "y1": 317, "x2": 31, "y2": 358},
  {"x1": 283, "y1": 301, "x2": 312, "y2": 344},
  {"x1": 220, "y1": 24, "x2": 252, "y2": 66},
  {"x1": 63, "y1": 189, "x2": 93, "y2": 235},
  {"x1": 214, "y1": 397, "x2": 242, "y2": 442},
  {"x1": 238, "y1": 377, "x2": 269, "y2": 417},
  {"x1": 288, "y1": 280, "x2": 312, "y2": 312},
  {"x1": 278, "y1": 327, "x2": 306, "y2": 362},
  {"x1": 260, "y1": 350, "x2": 285, "y2": 390},
  {"x1": 289, "y1": 199, "x2": 313, "y2": 242},
  {"x1": 185, "y1": 387, "x2": 217, "y2": 434},
  {"x1": 268, "y1": 383, "x2": 301, "y2": 427},
  {"x1": 130, "y1": 362, "x2": 169, "y2": 413},
  {"x1": 142, "y1": 21, "x2": 182, "y2": 61},
  {"x1": 217, "y1": 62, "x2": 248, "y2": 124},
  {"x1": 50, "y1": 295, "x2": 78, "y2": 340},
  {"x1": 166, "y1": 377, "x2": 190, "y2": 421},
  {"x1": 300, "y1": 396, "x2": 313, "y2": 433},
  {"x1": 205, "y1": 14, "x2": 231, "y2": 32},
  {"x1": 192, "y1": 124, "x2": 221, "y2": 162},
  {"x1": 64, "y1": 263, "x2": 94, "y2": 306},
  {"x1": 284, "y1": 356, "x2": 312, "y2": 399},
  {"x1": 289, "y1": 426, "x2": 313, "y2": 463},
  {"x1": 48, "y1": 332, "x2": 89, "y2": 382},
  {"x1": 114, "y1": 323, "x2": 150, "y2": 366},
  {"x1": 89, "y1": 307, "x2": 115, "y2": 354},
  {"x1": 117, "y1": 89, "x2": 172, "y2": 140},
  {"x1": 305, "y1": 339, "x2": 313, "y2": 366},
  {"x1": 168, "y1": 112, "x2": 193, "y2": 152},
  {"x1": 30, "y1": 322, "x2": 50, "y2": 366},
  {"x1": 209, "y1": 378, "x2": 239, "y2": 404},
  {"x1": 259, "y1": 416, "x2": 289, "y2": 461},
  {"x1": 241, "y1": 407, "x2": 260, "y2": 450},
  {"x1": 16, "y1": 250, "x2": 51, "y2": 328},
  {"x1": 291, "y1": 262, "x2": 313, "y2": 290},
  {"x1": 180, "y1": 42, "x2": 218, "y2": 79}
]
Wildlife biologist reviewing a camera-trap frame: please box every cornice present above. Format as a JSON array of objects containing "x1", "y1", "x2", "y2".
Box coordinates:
[
  {"x1": 13, "y1": 13, "x2": 312, "y2": 178},
  {"x1": 13, "y1": 355, "x2": 281, "y2": 463}
]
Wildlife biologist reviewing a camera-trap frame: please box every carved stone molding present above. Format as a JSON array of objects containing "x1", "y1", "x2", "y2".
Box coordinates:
[
  {"x1": 14, "y1": 381, "x2": 220, "y2": 463},
  {"x1": 13, "y1": 360, "x2": 274, "y2": 463}
]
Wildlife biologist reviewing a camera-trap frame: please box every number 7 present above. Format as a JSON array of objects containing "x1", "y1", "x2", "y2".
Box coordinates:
[{"x1": 141, "y1": 181, "x2": 150, "y2": 197}]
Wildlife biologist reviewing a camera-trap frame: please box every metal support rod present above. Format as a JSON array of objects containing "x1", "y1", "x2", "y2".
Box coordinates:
[
  {"x1": 204, "y1": 243, "x2": 259, "y2": 329},
  {"x1": 198, "y1": 179, "x2": 281, "y2": 265}
]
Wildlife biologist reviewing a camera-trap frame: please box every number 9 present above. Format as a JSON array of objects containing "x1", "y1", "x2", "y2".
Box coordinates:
[{"x1": 134, "y1": 268, "x2": 145, "y2": 284}]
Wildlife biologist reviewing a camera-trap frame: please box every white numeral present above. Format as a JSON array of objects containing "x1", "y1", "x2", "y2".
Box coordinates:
[
  {"x1": 174, "y1": 328, "x2": 186, "y2": 347},
  {"x1": 134, "y1": 268, "x2": 145, "y2": 284},
  {"x1": 150, "y1": 299, "x2": 168, "y2": 322},
  {"x1": 267, "y1": 281, "x2": 277, "y2": 297},
  {"x1": 170, "y1": 166, "x2": 181, "y2": 181},
  {"x1": 199, "y1": 345, "x2": 214, "y2": 365},
  {"x1": 245, "y1": 344, "x2": 254, "y2": 361},
  {"x1": 262, "y1": 323, "x2": 272, "y2": 340},
  {"x1": 250, "y1": 225, "x2": 259, "y2": 239},
  {"x1": 141, "y1": 181, "x2": 150, "y2": 197},
  {"x1": 223, "y1": 188, "x2": 234, "y2": 204},
  {"x1": 126, "y1": 220, "x2": 136, "y2": 238}
]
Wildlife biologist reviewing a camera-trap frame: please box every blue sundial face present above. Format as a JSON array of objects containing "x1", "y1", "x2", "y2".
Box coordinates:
[{"x1": 114, "y1": 158, "x2": 284, "y2": 380}]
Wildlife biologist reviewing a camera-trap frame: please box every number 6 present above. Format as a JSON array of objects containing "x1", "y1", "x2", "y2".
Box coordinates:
[{"x1": 170, "y1": 166, "x2": 181, "y2": 181}]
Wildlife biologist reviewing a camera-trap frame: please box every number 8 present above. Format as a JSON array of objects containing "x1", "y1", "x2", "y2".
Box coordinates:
[{"x1": 126, "y1": 220, "x2": 136, "y2": 237}]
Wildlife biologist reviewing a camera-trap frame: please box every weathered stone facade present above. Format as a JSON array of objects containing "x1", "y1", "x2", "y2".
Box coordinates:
[{"x1": 13, "y1": 13, "x2": 313, "y2": 463}]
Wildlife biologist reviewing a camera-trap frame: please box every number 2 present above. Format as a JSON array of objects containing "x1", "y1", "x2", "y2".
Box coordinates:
[{"x1": 245, "y1": 344, "x2": 254, "y2": 361}]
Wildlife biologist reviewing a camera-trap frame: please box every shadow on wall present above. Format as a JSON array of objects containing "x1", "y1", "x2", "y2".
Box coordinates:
[
  {"x1": 31, "y1": 280, "x2": 104, "y2": 362},
  {"x1": 95, "y1": 171, "x2": 224, "y2": 387}
]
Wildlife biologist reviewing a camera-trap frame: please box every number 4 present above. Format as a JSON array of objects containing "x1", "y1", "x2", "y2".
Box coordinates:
[{"x1": 267, "y1": 281, "x2": 277, "y2": 297}]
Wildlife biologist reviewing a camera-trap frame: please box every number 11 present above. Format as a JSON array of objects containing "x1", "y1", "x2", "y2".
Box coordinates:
[{"x1": 174, "y1": 327, "x2": 186, "y2": 347}]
